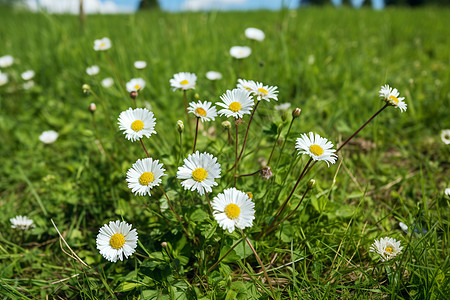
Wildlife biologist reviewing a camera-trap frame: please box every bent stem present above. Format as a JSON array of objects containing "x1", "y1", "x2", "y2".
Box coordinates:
[
  {"x1": 241, "y1": 229, "x2": 276, "y2": 299},
  {"x1": 235, "y1": 100, "x2": 260, "y2": 168},
  {"x1": 159, "y1": 185, "x2": 189, "y2": 238},
  {"x1": 140, "y1": 138, "x2": 150, "y2": 158},
  {"x1": 206, "y1": 237, "x2": 244, "y2": 274},
  {"x1": 235, "y1": 169, "x2": 260, "y2": 178},
  {"x1": 203, "y1": 188, "x2": 213, "y2": 215},
  {"x1": 193, "y1": 117, "x2": 200, "y2": 153}
]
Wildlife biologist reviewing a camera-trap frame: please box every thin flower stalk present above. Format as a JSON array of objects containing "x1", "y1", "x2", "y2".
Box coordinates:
[
  {"x1": 206, "y1": 237, "x2": 244, "y2": 274},
  {"x1": 274, "y1": 116, "x2": 296, "y2": 169},
  {"x1": 140, "y1": 138, "x2": 150, "y2": 158},
  {"x1": 267, "y1": 122, "x2": 284, "y2": 166},
  {"x1": 159, "y1": 185, "x2": 190, "y2": 238},
  {"x1": 234, "y1": 120, "x2": 239, "y2": 186},
  {"x1": 193, "y1": 117, "x2": 200, "y2": 153},
  {"x1": 183, "y1": 90, "x2": 191, "y2": 131},
  {"x1": 235, "y1": 169, "x2": 261, "y2": 178},
  {"x1": 203, "y1": 188, "x2": 213, "y2": 215},
  {"x1": 236, "y1": 100, "x2": 260, "y2": 167}
]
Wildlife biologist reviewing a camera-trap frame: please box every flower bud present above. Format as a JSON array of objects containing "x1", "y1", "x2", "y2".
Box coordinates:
[
  {"x1": 194, "y1": 93, "x2": 200, "y2": 100},
  {"x1": 82, "y1": 84, "x2": 90, "y2": 93},
  {"x1": 89, "y1": 103, "x2": 96, "y2": 113},
  {"x1": 260, "y1": 166, "x2": 273, "y2": 180},
  {"x1": 292, "y1": 107, "x2": 301, "y2": 118},
  {"x1": 130, "y1": 91, "x2": 138, "y2": 99},
  {"x1": 222, "y1": 121, "x2": 231, "y2": 129},
  {"x1": 177, "y1": 120, "x2": 184, "y2": 133},
  {"x1": 307, "y1": 179, "x2": 316, "y2": 189},
  {"x1": 246, "y1": 192, "x2": 253, "y2": 199},
  {"x1": 161, "y1": 242, "x2": 168, "y2": 248}
]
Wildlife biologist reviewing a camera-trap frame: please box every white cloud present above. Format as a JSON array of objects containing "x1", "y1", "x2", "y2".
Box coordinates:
[
  {"x1": 24, "y1": 0, "x2": 135, "y2": 14},
  {"x1": 182, "y1": 0, "x2": 247, "y2": 11}
]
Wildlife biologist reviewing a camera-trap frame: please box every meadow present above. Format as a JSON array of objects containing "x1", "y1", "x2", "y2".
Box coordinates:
[{"x1": 0, "y1": 5, "x2": 449, "y2": 299}]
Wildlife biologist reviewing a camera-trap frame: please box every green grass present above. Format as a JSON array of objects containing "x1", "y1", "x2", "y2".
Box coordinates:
[{"x1": 1, "y1": 5, "x2": 449, "y2": 299}]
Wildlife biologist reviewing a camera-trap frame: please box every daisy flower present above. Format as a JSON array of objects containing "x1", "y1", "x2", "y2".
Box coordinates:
[
  {"x1": 245, "y1": 27, "x2": 265, "y2": 41},
  {"x1": 212, "y1": 188, "x2": 255, "y2": 233},
  {"x1": 369, "y1": 237, "x2": 403, "y2": 262},
  {"x1": 134, "y1": 61, "x2": 147, "y2": 69},
  {"x1": 295, "y1": 132, "x2": 337, "y2": 166},
  {"x1": 379, "y1": 84, "x2": 407, "y2": 112},
  {"x1": 118, "y1": 108, "x2": 156, "y2": 142},
  {"x1": 96, "y1": 220, "x2": 138, "y2": 263},
  {"x1": 21, "y1": 70, "x2": 35, "y2": 81},
  {"x1": 237, "y1": 78, "x2": 257, "y2": 92},
  {"x1": 274, "y1": 103, "x2": 291, "y2": 111},
  {"x1": 252, "y1": 81, "x2": 278, "y2": 102},
  {"x1": 126, "y1": 158, "x2": 166, "y2": 196},
  {"x1": 0, "y1": 71, "x2": 8, "y2": 86},
  {"x1": 10, "y1": 215, "x2": 35, "y2": 230},
  {"x1": 170, "y1": 72, "x2": 197, "y2": 91},
  {"x1": 217, "y1": 89, "x2": 254, "y2": 119},
  {"x1": 39, "y1": 130, "x2": 59, "y2": 144},
  {"x1": 230, "y1": 46, "x2": 251, "y2": 59},
  {"x1": 177, "y1": 151, "x2": 221, "y2": 195},
  {"x1": 206, "y1": 71, "x2": 222, "y2": 80},
  {"x1": 23, "y1": 81, "x2": 35, "y2": 90},
  {"x1": 101, "y1": 77, "x2": 114, "y2": 88},
  {"x1": 188, "y1": 100, "x2": 217, "y2": 122},
  {"x1": 86, "y1": 65, "x2": 100, "y2": 76},
  {"x1": 93, "y1": 37, "x2": 111, "y2": 51},
  {"x1": 126, "y1": 78, "x2": 146, "y2": 92},
  {"x1": 441, "y1": 129, "x2": 450, "y2": 145},
  {"x1": 0, "y1": 55, "x2": 13, "y2": 68},
  {"x1": 445, "y1": 188, "x2": 450, "y2": 196}
]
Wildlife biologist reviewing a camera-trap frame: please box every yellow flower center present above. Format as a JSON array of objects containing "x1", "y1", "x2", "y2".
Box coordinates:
[
  {"x1": 131, "y1": 120, "x2": 144, "y2": 132},
  {"x1": 195, "y1": 107, "x2": 207, "y2": 117},
  {"x1": 139, "y1": 172, "x2": 155, "y2": 185},
  {"x1": 246, "y1": 192, "x2": 253, "y2": 199},
  {"x1": 224, "y1": 203, "x2": 241, "y2": 220},
  {"x1": 244, "y1": 86, "x2": 251, "y2": 91},
  {"x1": 389, "y1": 95, "x2": 399, "y2": 105},
  {"x1": 100, "y1": 42, "x2": 105, "y2": 47},
  {"x1": 134, "y1": 84, "x2": 140, "y2": 90},
  {"x1": 309, "y1": 144, "x2": 324, "y2": 156},
  {"x1": 229, "y1": 102, "x2": 241, "y2": 113},
  {"x1": 110, "y1": 233, "x2": 125, "y2": 249},
  {"x1": 258, "y1": 88, "x2": 268, "y2": 94},
  {"x1": 180, "y1": 80, "x2": 189, "y2": 85},
  {"x1": 192, "y1": 167, "x2": 208, "y2": 182},
  {"x1": 385, "y1": 246, "x2": 393, "y2": 253}
]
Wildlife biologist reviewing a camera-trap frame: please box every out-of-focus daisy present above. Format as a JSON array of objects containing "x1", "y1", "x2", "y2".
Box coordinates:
[
  {"x1": 212, "y1": 188, "x2": 255, "y2": 233},
  {"x1": 101, "y1": 77, "x2": 114, "y2": 88},
  {"x1": 445, "y1": 188, "x2": 450, "y2": 196},
  {"x1": 39, "y1": 130, "x2": 59, "y2": 144},
  {"x1": 21, "y1": 70, "x2": 35, "y2": 81},
  {"x1": 206, "y1": 71, "x2": 222, "y2": 81},
  {"x1": 134, "y1": 60, "x2": 147, "y2": 69},
  {"x1": 252, "y1": 81, "x2": 278, "y2": 102},
  {"x1": 126, "y1": 158, "x2": 166, "y2": 196},
  {"x1": 399, "y1": 222, "x2": 409, "y2": 234},
  {"x1": 188, "y1": 100, "x2": 217, "y2": 122},
  {"x1": 295, "y1": 132, "x2": 337, "y2": 166},
  {"x1": 10, "y1": 215, "x2": 35, "y2": 230},
  {"x1": 237, "y1": 78, "x2": 257, "y2": 92},
  {"x1": 126, "y1": 78, "x2": 146, "y2": 92},
  {"x1": 230, "y1": 46, "x2": 251, "y2": 59},
  {"x1": 217, "y1": 89, "x2": 254, "y2": 119},
  {"x1": 0, "y1": 55, "x2": 14, "y2": 68},
  {"x1": 93, "y1": 37, "x2": 111, "y2": 51},
  {"x1": 441, "y1": 129, "x2": 450, "y2": 145},
  {"x1": 23, "y1": 81, "x2": 35, "y2": 90},
  {"x1": 177, "y1": 151, "x2": 221, "y2": 195},
  {"x1": 86, "y1": 65, "x2": 100, "y2": 76},
  {"x1": 369, "y1": 237, "x2": 403, "y2": 262},
  {"x1": 0, "y1": 71, "x2": 8, "y2": 86},
  {"x1": 118, "y1": 108, "x2": 156, "y2": 142},
  {"x1": 170, "y1": 72, "x2": 197, "y2": 91},
  {"x1": 275, "y1": 103, "x2": 291, "y2": 111},
  {"x1": 379, "y1": 84, "x2": 407, "y2": 112},
  {"x1": 245, "y1": 27, "x2": 265, "y2": 41},
  {"x1": 96, "y1": 220, "x2": 138, "y2": 263}
]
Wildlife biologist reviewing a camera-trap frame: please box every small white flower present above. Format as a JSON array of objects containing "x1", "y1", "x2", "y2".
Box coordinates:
[
  {"x1": 237, "y1": 78, "x2": 257, "y2": 93},
  {"x1": 177, "y1": 151, "x2": 221, "y2": 195},
  {"x1": 23, "y1": 80, "x2": 35, "y2": 90},
  {"x1": 445, "y1": 188, "x2": 450, "y2": 196},
  {"x1": 369, "y1": 237, "x2": 403, "y2": 262},
  {"x1": 86, "y1": 65, "x2": 100, "y2": 76},
  {"x1": 134, "y1": 60, "x2": 147, "y2": 69},
  {"x1": 230, "y1": 46, "x2": 251, "y2": 59},
  {"x1": 118, "y1": 108, "x2": 156, "y2": 142},
  {"x1": 93, "y1": 37, "x2": 111, "y2": 51},
  {"x1": 126, "y1": 158, "x2": 166, "y2": 196},
  {"x1": 217, "y1": 89, "x2": 254, "y2": 119},
  {"x1": 206, "y1": 71, "x2": 222, "y2": 81},
  {"x1": 21, "y1": 70, "x2": 35, "y2": 81},
  {"x1": 10, "y1": 216, "x2": 35, "y2": 230},
  {"x1": 188, "y1": 100, "x2": 217, "y2": 122},
  {"x1": 0, "y1": 55, "x2": 14, "y2": 68},
  {"x1": 101, "y1": 77, "x2": 114, "y2": 88},
  {"x1": 170, "y1": 72, "x2": 197, "y2": 91},
  {"x1": 252, "y1": 81, "x2": 278, "y2": 102},
  {"x1": 441, "y1": 129, "x2": 450, "y2": 145},
  {"x1": 245, "y1": 27, "x2": 265, "y2": 41},
  {"x1": 399, "y1": 222, "x2": 409, "y2": 234},
  {"x1": 295, "y1": 132, "x2": 337, "y2": 166},
  {"x1": 0, "y1": 71, "x2": 8, "y2": 86},
  {"x1": 39, "y1": 130, "x2": 59, "y2": 144},
  {"x1": 379, "y1": 84, "x2": 407, "y2": 112},
  {"x1": 274, "y1": 103, "x2": 291, "y2": 111},
  {"x1": 126, "y1": 78, "x2": 146, "y2": 92},
  {"x1": 212, "y1": 188, "x2": 255, "y2": 233},
  {"x1": 96, "y1": 220, "x2": 138, "y2": 263}
]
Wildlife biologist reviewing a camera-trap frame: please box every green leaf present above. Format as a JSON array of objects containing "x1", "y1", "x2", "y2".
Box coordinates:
[{"x1": 190, "y1": 208, "x2": 209, "y2": 222}]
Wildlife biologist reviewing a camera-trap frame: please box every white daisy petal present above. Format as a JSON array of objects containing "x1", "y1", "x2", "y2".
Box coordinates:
[
  {"x1": 96, "y1": 220, "x2": 138, "y2": 263},
  {"x1": 134, "y1": 61, "x2": 147, "y2": 69},
  {"x1": 170, "y1": 72, "x2": 197, "y2": 91},
  {"x1": 295, "y1": 132, "x2": 337, "y2": 166},
  {"x1": 245, "y1": 27, "x2": 265, "y2": 41},
  {"x1": 188, "y1": 100, "x2": 217, "y2": 122},
  {"x1": 369, "y1": 237, "x2": 403, "y2": 262},
  {"x1": 126, "y1": 158, "x2": 166, "y2": 196},
  {"x1": 10, "y1": 215, "x2": 35, "y2": 230},
  {"x1": 379, "y1": 84, "x2": 407, "y2": 112},
  {"x1": 230, "y1": 46, "x2": 251, "y2": 59},
  {"x1": 206, "y1": 71, "x2": 222, "y2": 80},
  {"x1": 118, "y1": 107, "x2": 156, "y2": 142},
  {"x1": 440, "y1": 129, "x2": 450, "y2": 145},
  {"x1": 39, "y1": 130, "x2": 59, "y2": 144},
  {"x1": 126, "y1": 78, "x2": 146, "y2": 92},
  {"x1": 217, "y1": 88, "x2": 254, "y2": 119},
  {"x1": 93, "y1": 37, "x2": 111, "y2": 51}
]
